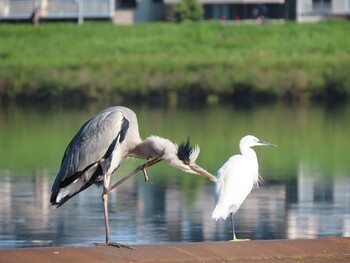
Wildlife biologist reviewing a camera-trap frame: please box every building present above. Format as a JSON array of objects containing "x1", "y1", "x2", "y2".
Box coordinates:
[
  {"x1": 0, "y1": 0, "x2": 286, "y2": 23},
  {"x1": 0, "y1": 0, "x2": 115, "y2": 23},
  {"x1": 165, "y1": 0, "x2": 286, "y2": 21},
  {"x1": 0, "y1": 0, "x2": 349, "y2": 23},
  {"x1": 114, "y1": 0, "x2": 164, "y2": 24},
  {"x1": 295, "y1": 0, "x2": 350, "y2": 22}
]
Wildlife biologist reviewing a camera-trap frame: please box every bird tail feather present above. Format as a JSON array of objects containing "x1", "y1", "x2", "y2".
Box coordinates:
[
  {"x1": 50, "y1": 177, "x2": 89, "y2": 208},
  {"x1": 212, "y1": 205, "x2": 229, "y2": 221}
]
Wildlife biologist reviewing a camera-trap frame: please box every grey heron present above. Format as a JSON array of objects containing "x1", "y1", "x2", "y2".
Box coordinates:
[
  {"x1": 50, "y1": 106, "x2": 217, "y2": 248},
  {"x1": 212, "y1": 135, "x2": 276, "y2": 241}
]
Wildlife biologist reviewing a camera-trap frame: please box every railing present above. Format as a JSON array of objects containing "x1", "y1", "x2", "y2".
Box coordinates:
[{"x1": 0, "y1": 0, "x2": 114, "y2": 21}]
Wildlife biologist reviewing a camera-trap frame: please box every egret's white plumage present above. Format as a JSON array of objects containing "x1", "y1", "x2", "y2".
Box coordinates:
[{"x1": 212, "y1": 135, "x2": 276, "y2": 240}]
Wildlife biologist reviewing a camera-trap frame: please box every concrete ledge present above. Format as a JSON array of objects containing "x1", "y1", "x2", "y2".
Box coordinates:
[{"x1": 0, "y1": 238, "x2": 349, "y2": 262}]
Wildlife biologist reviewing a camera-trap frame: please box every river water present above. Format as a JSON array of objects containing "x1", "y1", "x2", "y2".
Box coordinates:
[{"x1": 0, "y1": 102, "x2": 349, "y2": 248}]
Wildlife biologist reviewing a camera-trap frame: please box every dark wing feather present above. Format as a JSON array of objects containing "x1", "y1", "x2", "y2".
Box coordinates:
[{"x1": 50, "y1": 108, "x2": 128, "y2": 205}]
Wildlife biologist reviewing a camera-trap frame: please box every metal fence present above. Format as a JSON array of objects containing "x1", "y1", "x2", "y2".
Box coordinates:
[{"x1": 0, "y1": 0, "x2": 114, "y2": 21}]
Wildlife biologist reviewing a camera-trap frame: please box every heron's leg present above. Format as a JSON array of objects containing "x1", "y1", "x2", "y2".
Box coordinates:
[
  {"x1": 94, "y1": 174, "x2": 135, "y2": 249},
  {"x1": 93, "y1": 174, "x2": 111, "y2": 244},
  {"x1": 101, "y1": 174, "x2": 112, "y2": 243},
  {"x1": 108, "y1": 158, "x2": 162, "y2": 194},
  {"x1": 229, "y1": 213, "x2": 250, "y2": 242},
  {"x1": 94, "y1": 158, "x2": 162, "y2": 249}
]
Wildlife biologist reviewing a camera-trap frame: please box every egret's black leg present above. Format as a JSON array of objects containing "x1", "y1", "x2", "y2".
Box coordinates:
[
  {"x1": 230, "y1": 213, "x2": 237, "y2": 241},
  {"x1": 229, "y1": 213, "x2": 249, "y2": 242}
]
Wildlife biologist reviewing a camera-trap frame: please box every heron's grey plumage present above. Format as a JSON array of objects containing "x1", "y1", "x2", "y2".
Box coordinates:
[{"x1": 51, "y1": 106, "x2": 141, "y2": 207}]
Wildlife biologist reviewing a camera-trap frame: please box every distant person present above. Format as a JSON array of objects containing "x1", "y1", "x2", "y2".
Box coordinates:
[
  {"x1": 251, "y1": 8, "x2": 259, "y2": 20},
  {"x1": 30, "y1": 5, "x2": 42, "y2": 26},
  {"x1": 251, "y1": 5, "x2": 267, "y2": 24},
  {"x1": 258, "y1": 4, "x2": 268, "y2": 18},
  {"x1": 221, "y1": 15, "x2": 226, "y2": 24}
]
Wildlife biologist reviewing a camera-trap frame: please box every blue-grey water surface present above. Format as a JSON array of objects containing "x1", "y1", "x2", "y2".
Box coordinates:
[{"x1": 0, "y1": 103, "x2": 349, "y2": 248}]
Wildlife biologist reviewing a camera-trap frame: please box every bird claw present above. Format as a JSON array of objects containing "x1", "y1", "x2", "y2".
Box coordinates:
[
  {"x1": 142, "y1": 168, "x2": 149, "y2": 182},
  {"x1": 93, "y1": 241, "x2": 135, "y2": 250},
  {"x1": 140, "y1": 157, "x2": 161, "y2": 183}
]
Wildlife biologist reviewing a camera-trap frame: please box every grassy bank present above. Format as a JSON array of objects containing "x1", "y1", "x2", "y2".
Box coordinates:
[{"x1": 0, "y1": 20, "x2": 349, "y2": 104}]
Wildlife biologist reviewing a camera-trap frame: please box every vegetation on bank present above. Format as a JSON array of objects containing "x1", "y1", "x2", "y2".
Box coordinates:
[{"x1": 0, "y1": 20, "x2": 349, "y2": 104}]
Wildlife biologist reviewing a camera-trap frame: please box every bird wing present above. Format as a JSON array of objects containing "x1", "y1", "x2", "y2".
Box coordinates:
[
  {"x1": 213, "y1": 155, "x2": 255, "y2": 219},
  {"x1": 214, "y1": 157, "x2": 233, "y2": 204},
  {"x1": 51, "y1": 108, "x2": 129, "y2": 199}
]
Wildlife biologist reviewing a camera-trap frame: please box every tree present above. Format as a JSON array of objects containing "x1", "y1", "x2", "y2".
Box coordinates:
[{"x1": 176, "y1": 0, "x2": 204, "y2": 22}]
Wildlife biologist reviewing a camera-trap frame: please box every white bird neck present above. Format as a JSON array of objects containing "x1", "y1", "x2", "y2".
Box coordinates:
[
  {"x1": 240, "y1": 146, "x2": 260, "y2": 186},
  {"x1": 240, "y1": 146, "x2": 258, "y2": 164}
]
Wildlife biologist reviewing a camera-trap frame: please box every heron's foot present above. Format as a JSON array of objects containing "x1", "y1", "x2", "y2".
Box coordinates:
[
  {"x1": 93, "y1": 241, "x2": 135, "y2": 250},
  {"x1": 140, "y1": 157, "x2": 162, "y2": 182},
  {"x1": 142, "y1": 168, "x2": 149, "y2": 182}
]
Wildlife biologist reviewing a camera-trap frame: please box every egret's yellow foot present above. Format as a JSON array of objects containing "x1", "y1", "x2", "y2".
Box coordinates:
[
  {"x1": 229, "y1": 238, "x2": 250, "y2": 242},
  {"x1": 229, "y1": 234, "x2": 250, "y2": 242}
]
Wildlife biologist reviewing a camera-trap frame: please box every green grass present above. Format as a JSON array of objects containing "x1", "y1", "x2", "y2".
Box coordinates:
[{"x1": 0, "y1": 20, "x2": 349, "y2": 103}]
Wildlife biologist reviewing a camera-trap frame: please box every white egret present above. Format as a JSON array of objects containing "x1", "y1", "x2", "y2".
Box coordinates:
[{"x1": 212, "y1": 135, "x2": 276, "y2": 241}]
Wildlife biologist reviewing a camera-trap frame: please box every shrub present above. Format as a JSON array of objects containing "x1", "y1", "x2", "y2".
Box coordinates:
[{"x1": 176, "y1": 0, "x2": 204, "y2": 22}]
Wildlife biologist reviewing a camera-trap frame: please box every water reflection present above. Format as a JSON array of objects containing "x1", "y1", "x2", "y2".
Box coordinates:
[
  {"x1": 287, "y1": 163, "x2": 350, "y2": 239},
  {"x1": 0, "y1": 164, "x2": 349, "y2": 248}
]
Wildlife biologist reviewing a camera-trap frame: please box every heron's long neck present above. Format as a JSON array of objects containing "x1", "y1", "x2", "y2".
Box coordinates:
[{"x1": 129, "y1": 135, "x2": 176, "y2": 160}]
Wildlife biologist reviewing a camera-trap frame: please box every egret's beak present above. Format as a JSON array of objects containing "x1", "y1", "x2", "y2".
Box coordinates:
[
  {"x1": 190, "y1": 164, "x2": 218, "y2": 183},
  {"x1": 258, "y1": 140, "x2": 277, "y2": 147}
]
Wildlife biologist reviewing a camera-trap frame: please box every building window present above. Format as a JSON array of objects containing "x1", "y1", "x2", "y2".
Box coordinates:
[
  {"x1": 117, "y1": 0, "x2": 137, "y2": 8},
  {"x1": 312, "y1": 0, "x2": 331, "y2": 11}
]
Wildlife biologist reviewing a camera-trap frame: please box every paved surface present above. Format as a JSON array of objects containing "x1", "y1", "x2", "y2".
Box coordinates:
[{"x1": 0, "y1": 238, "x2": 349, "y2": 262}]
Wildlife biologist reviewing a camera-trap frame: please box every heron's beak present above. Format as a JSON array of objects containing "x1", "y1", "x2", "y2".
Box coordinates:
[
  {"x1": 190, "y1": 164, "x2": 218, "y2": 183},
  {"x1": 258, "y1": 140, "x2": 277, "y2": 147}
]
